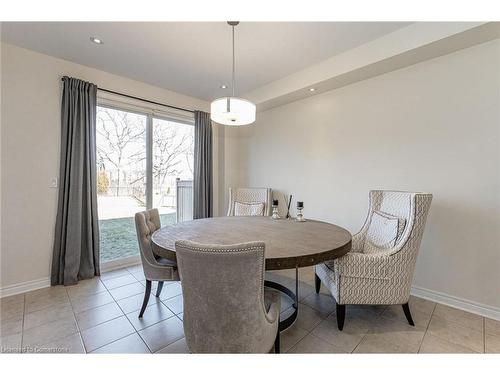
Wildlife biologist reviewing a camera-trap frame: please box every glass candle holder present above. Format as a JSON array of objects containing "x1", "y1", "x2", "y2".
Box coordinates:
[
  {"x1": 271, "y1": 199, "x2": 280, "y2": 220},
  {"x1": 296, "y1": 201, "x2": 306, "y2": 222}
]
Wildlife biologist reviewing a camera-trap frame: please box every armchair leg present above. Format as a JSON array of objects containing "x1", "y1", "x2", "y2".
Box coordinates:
[
  {"x1": 315, "y1": 273, "x2": 321, "y2": 294},
  {"x1": 274, "y1": 330, "x2": 280, "y2": 354},
  {"x1": 336, "y1": 304, "x2": 346, "y2": 331},
  {"x1": 156, "y1": 281, "x2": 164, "y2": 297},
  {"x1": 139, "y1": 280, "x2": 152, "y2": 318},
  {"x1": 402, "y1": 302, "x2": 415, "y2": 326}
]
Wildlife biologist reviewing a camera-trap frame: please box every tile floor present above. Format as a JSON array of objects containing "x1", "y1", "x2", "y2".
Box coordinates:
[{"x1": 1, "y1": 265, "x2": 499, "y2": 354}]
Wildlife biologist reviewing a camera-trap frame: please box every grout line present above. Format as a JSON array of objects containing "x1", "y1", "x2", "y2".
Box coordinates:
[
  {"x1": 417, "y1": 302, "x2": 438, "y2": 353},
  {"x1": 426, "y1": 294, "x2": 485, "y2": 353},
  {"x1": 285, "y1": 331, "x2": 310, "y2": 353},
  {"x1": 12, "y1": 265, "x2": 173, "y2": 354},
  {"x1": 87, "y1": 332, "x2": 138, "y2": 354},
  {"x1": 63, "y1": 287, "x2": 86, "y2": 353},
  {"x1": 483, "y1": 316, "x2": 486, "y2": 353},
  {"x1": 20, "y1": 293, "x2": 26, "y2": 353},
  {"x1": 350, "y1": 332, "x2": 365, "y2": 354},
  {"x1": 94, "y1": 268, "x2": 184, "y2": 353},
  {"x1": 429, "y1": 304, "x2": 485, "y2": 332},
  {"x1": 23, "y1": 287, "x2": 87, "y2": 353},
  {"x1": 96, "y1": 268, "x2": 153, "y2": 353},
  {"x1": 417, "y1": 302, "x2": 436, "y2": 353},
  {"x1": 154, "y1": 335, "x2": 186, "y2": 353}
]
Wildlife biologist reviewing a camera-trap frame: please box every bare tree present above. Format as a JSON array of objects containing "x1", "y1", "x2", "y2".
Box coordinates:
[
  {"x1": 96, "y1": 108, "x2": 194, "y2": 201},
  {"x1": 152, "y1": 124, "x2": 193, "y2": 188},
  {"x1": 96, "y1": 108, "x2": 145, "y2": 195}
]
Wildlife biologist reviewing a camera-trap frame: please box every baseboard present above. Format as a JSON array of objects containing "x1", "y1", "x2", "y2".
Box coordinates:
[
  {"x1": 0, "y1": 257, "x2": 140, "y2": 298},
  {"x1": 0, "y1": 277, "x2": 51, "y2": 298},
  {"x1": 100, "y1": 256, "x2": 141, "y2": 272},
  {"x1": 411, "y1": 285, "x2": 500, "y2": 321}
]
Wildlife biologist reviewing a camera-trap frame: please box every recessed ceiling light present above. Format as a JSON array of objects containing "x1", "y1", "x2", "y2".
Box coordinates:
[
  {"x1": 309, "y1": 88, "x2": 316, "y2": 92},
  {"x1": 90, "y1": 37, "x2": 103, "y2": 45},
  {"x1": 220, "y1": 85, "x2": 227, "y2": 89}
]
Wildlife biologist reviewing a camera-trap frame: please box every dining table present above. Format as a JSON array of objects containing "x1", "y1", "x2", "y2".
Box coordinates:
[{"x1": 151, "y1": 215, "x2": 352, "y2": 331}]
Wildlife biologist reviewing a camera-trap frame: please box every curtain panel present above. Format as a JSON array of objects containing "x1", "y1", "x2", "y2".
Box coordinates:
[
  {"x1": 51, "y1": 76, "x2": 100, "y2": 285},
  {"x1": 193, "y1": 111, "x2": 213, "y2": 219}
]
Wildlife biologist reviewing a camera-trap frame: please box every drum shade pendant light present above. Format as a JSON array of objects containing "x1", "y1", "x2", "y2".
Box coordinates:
[{"x1": 210, "y1": 22, "x2": 256, "y2": 126}]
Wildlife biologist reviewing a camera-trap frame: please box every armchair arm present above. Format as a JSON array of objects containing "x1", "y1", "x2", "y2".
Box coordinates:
[
  {"x1": 350, "y1": 232, "x2": 366, "y2": 253},
  {"x1": 334, "y1": 252, "x2": 397, "y2": 280}
]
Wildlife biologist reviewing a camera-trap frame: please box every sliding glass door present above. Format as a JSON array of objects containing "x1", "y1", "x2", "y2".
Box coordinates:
[
  {"x1": 152, "y1": 117, "x2": 194, "y2": 225},
  {"x1": 96, "y1": 105, "x2": 194, "y2": 265}
]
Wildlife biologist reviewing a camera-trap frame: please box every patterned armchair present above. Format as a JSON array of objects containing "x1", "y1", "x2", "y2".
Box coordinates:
[
  {"x1": 227, "y1": 187, "x2": 272, "y2": 216},
  {"x1": 315, "y1": 190, "x2": 433, "y2": 330}
]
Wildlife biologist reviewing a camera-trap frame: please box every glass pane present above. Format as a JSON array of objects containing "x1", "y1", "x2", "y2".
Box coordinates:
[
  {"x1": 96, "y1": 106, "x2": 147, "y2": 263},
  {"x1": 152, "y1": 118, "x2": 194, "y2": 224}
]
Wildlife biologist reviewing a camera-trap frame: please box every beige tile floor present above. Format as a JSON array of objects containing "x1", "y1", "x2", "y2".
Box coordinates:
[{"x1": 1, "y1": 265, "x2": 499, "y2": 354}]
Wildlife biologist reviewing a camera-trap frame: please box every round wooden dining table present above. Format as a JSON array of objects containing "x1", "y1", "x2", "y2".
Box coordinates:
[{"x1": 151, "y1": 216, "x2": 352, "y2": 331}]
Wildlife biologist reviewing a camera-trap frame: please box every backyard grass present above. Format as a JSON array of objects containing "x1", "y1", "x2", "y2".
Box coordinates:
[{"x1": 99, "y1": 213, "x2": 176, "y2": 262}]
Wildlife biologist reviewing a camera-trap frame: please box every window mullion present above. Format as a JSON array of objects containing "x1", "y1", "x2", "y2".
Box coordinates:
[{"x1": 146, "y1": 115, "x2": 153, "y2": 209}]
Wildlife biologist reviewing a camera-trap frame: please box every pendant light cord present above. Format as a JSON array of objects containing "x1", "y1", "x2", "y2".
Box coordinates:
[{"x1": 232, "y1": 24, "x2": 236, "y2": 97}]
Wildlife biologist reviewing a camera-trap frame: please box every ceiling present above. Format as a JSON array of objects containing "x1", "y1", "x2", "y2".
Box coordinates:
[{"x1": 1, "y1": 22, "x2": 411, "y2": 101}]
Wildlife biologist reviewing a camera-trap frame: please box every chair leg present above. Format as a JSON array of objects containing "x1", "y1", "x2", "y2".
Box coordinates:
[
  {"x1": 315, "y1": 272, "x2": 321, "y2": 293},
  {"x1": 156, "y1": 281, "x2": 164, "y2": 297},
  {"x1": 139, "y1": 280, "x2": 152, "y2": 318},
  {"x1": 402, "y1": 302, "x2": 415, "y2": 326},
  {"x1": 336, "y1": 304, "x2": 346, "y2": 331},
  {"x1": 274, "y1": 330, "x2": 280, "y2": 354}
]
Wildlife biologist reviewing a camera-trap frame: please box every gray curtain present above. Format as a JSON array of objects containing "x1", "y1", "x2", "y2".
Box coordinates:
[
  {"x1": 193, "y1": 111, "x2": 213, "y2": 219},
  {"x1": 51, "y1": 77, "x2": 100, "y2": 285}
]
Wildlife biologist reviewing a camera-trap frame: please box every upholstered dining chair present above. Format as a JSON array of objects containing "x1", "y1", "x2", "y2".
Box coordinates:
[
  {"x1": 134, "y1": 209, "x2": 180, "y2": 318},
  {"x1": 315, "y1": 190, "x2": 433, "y2": 331},
  {"x1": 227, "y1": 187, "x2": 272, "y2": 216},
  {"x1": 175, "y1": 240, "x2": 281, "y2": 353}
]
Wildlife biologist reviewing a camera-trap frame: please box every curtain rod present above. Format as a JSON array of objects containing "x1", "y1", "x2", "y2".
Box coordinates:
[{"x1": 61, "y1": 77, "x2": 196, "y2": 114}]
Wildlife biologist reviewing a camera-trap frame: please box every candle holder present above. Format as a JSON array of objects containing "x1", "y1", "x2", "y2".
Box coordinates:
[
  {"x1": 296, "y1": 201, "x2": 306, "y2": 222},
  {"x1": 271, "y1": 199, "x2": 280, "y2": 220}
]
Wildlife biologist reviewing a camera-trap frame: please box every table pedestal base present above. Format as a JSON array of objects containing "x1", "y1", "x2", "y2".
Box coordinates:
[{"x1": 264, "y1": 266, "x2": 298, "y2": 332}]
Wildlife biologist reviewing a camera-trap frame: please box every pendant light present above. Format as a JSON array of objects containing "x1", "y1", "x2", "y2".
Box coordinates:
[{"x1": 210, "y1": 21, "x2": 256, "y2": 126}]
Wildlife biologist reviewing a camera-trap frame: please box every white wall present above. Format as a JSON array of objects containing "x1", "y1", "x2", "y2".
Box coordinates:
[
  {"x1": 0, "y1": 43, "x2": 210, "y2": 291},
  {"x1": 230, "y1": 39, "x2": 500, "y2": 310}
]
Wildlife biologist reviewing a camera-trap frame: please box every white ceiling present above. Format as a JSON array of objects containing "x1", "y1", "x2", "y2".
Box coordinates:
[{"x1": 1, "y1": 22, "x2": 411, "y2": 101}]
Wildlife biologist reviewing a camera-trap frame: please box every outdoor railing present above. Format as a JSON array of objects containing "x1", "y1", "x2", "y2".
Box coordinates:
[{"x1": 176, "y1": 179, "x2": 193, "y2": 222}]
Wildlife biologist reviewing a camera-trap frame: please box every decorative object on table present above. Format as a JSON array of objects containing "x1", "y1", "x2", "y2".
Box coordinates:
[
  {"x1": 272, "y1": 191, "x2": 289, "y2": 218},
  {"x1": 295, "y1": 201, "x2": 306, "y2": 222},
  {"x1": 315, "y1": 190, "x2": 433, "y2": 331},
  {"x1": 286, "y1": 194, "x2": 293, "y2": 219},
  {"x1": 271, "y1": 199, "x2": 280, "y2": 220}
]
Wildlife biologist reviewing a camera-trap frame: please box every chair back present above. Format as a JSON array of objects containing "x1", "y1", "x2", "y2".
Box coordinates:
[
  {"x1": 362, "y1": 191, "x2": 432, "y2": 298},
  {"x1": 227, "y1": 187, "x2": 272, "y2": 216},
  {"x1": 175, "y1": 240, "x2": 271, "y2": 353},
  {"x1": 364, "y1": 191, "x2": 432, "y2": 250},
  {"x1": 135, "y1": 209, "x2": 176, "y2": 281}
]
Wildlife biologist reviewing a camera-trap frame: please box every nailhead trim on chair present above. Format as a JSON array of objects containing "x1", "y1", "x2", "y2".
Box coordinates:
[{"x1": 175, "y1": 240, "x2": 278, "y2": 324}]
